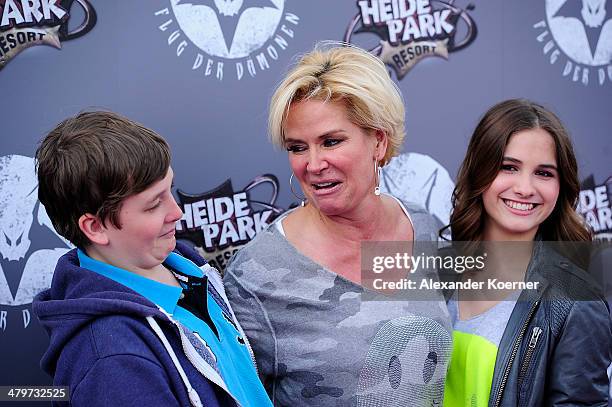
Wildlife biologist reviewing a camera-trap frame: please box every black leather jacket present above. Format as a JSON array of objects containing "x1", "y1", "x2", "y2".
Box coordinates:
[{"x1": 488, "y1": 243, "x2": 612, "y2": 407}]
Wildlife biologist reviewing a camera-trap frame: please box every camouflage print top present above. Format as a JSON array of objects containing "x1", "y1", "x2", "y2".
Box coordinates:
[{"x1": 223, "y1": 200, "x2": 452, "y2": 407}]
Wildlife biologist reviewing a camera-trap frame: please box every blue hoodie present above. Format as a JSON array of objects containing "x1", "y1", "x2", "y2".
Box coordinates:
[{"x1": 33, "y1": 242, "x2": 262, "y2": 407}]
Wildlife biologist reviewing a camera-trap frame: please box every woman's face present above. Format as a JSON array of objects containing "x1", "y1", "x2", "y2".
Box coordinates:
[
  {"x1": 482, "y1": 128, "x2": 560, "y2": 241},
  {"x1": 284, "y1": 99, "x2": 386, "y2": 216}
]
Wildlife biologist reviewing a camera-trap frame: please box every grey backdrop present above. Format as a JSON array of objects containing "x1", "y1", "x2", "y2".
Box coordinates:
[{"x1": 0, "y1": 0, "x2": 610, "y2": 396}]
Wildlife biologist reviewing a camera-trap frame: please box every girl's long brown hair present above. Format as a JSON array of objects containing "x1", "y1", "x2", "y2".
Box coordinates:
[{"x1": 441, "y1": 99, "x2": 592, "y2": 242}]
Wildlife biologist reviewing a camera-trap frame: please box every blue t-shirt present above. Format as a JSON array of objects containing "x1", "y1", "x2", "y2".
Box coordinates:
[{"x1": 77, "y1": 249, "x2": 272, "y2": 407}]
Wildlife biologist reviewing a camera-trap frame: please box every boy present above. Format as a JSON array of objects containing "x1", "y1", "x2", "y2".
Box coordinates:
[{"x1": 33, "y1": 111, "x2": 271, "y2": 407}]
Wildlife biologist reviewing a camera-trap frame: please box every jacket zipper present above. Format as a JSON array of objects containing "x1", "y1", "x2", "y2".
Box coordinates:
[
  {"x1": 517, "y1": 326, "x2": 542, "y2": 386},
  {"x1": 203, "y1": 263, "x2": 260, "y2": 375},
  {"x1": 242, "y1": 331, "x2": 260, "y2": 376},
  {"x1": 492, "y1": 300, "x2": 540, "y2": 407}
]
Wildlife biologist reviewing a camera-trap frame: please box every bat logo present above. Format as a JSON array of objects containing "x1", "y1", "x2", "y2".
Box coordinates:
[
  {"x1": 176, "y1": 0, "x2": 278, "y2": 52},
  {"x1": 156, "y1": 0, "x2": 297, "y2": 80},
  {"x1": 553, "y1": 0, "x2": 611, "y2": 59},
  {"x1": 534, "y1": 0, "x2": 612, "y2": 85},
  {"x1": 0, "y1": 155, "x2": 71, "y2": 306}
]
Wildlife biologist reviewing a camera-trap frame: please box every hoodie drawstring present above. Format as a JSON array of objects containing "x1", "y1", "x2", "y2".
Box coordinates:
[{"x1": 147, "y1": 316, "x2": 203, "y2": 407}]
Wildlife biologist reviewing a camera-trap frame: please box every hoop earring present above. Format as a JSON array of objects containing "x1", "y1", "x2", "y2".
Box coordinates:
[
  {"x1": 289, "y1": 173, "x2": 306, "y2": 207},
  {"x1": 374, "y1": 160, "x2": 381, "y2": 196}
]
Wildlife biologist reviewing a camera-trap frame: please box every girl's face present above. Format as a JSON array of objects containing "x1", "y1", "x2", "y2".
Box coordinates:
[{"x1": 482, "y1": 128, "x2": 560, "y2": 241}]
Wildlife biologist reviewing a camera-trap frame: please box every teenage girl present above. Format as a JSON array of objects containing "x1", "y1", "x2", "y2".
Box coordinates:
[{"x1": 442, "y1": 99, "x2": 611, "y2": 406}]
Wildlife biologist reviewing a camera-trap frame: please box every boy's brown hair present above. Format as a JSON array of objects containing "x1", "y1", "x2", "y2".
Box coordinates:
[{"x1": 36, "y1": 111, "x2": 171, "y2": 248}]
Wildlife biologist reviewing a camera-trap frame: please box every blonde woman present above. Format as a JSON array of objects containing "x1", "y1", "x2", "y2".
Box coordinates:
[{"x1": 224, "y1": 43, "x2": 452, "y2": 406}]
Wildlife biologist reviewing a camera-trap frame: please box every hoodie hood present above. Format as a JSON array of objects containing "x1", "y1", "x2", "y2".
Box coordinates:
[{"x1": 32, "y1": 242, "x2": 202, "y2": 376}]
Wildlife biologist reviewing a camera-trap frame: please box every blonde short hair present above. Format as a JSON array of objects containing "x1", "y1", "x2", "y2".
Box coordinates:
[{"x1": 268, "y1": 42, "x2": 405, "y2": 165}]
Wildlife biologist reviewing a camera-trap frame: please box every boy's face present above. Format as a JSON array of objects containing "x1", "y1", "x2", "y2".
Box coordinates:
[{"x1": 103, "y1": 167, "x2": 183, "y2": 272}]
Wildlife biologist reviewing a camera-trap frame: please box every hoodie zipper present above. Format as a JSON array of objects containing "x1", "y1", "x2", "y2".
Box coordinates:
[
  {"x1": 153, "y1": 309, "x2": 244, "y2": 406},
  {"x1": 175, "y1": 320, "x2": 244, "y2": 407},
  {"x1": 517, "y1": 326, "x2": 542, "y2": 386},
  {"x1": 492, "y1": 300, "x2": 540, "y2": 407}
]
